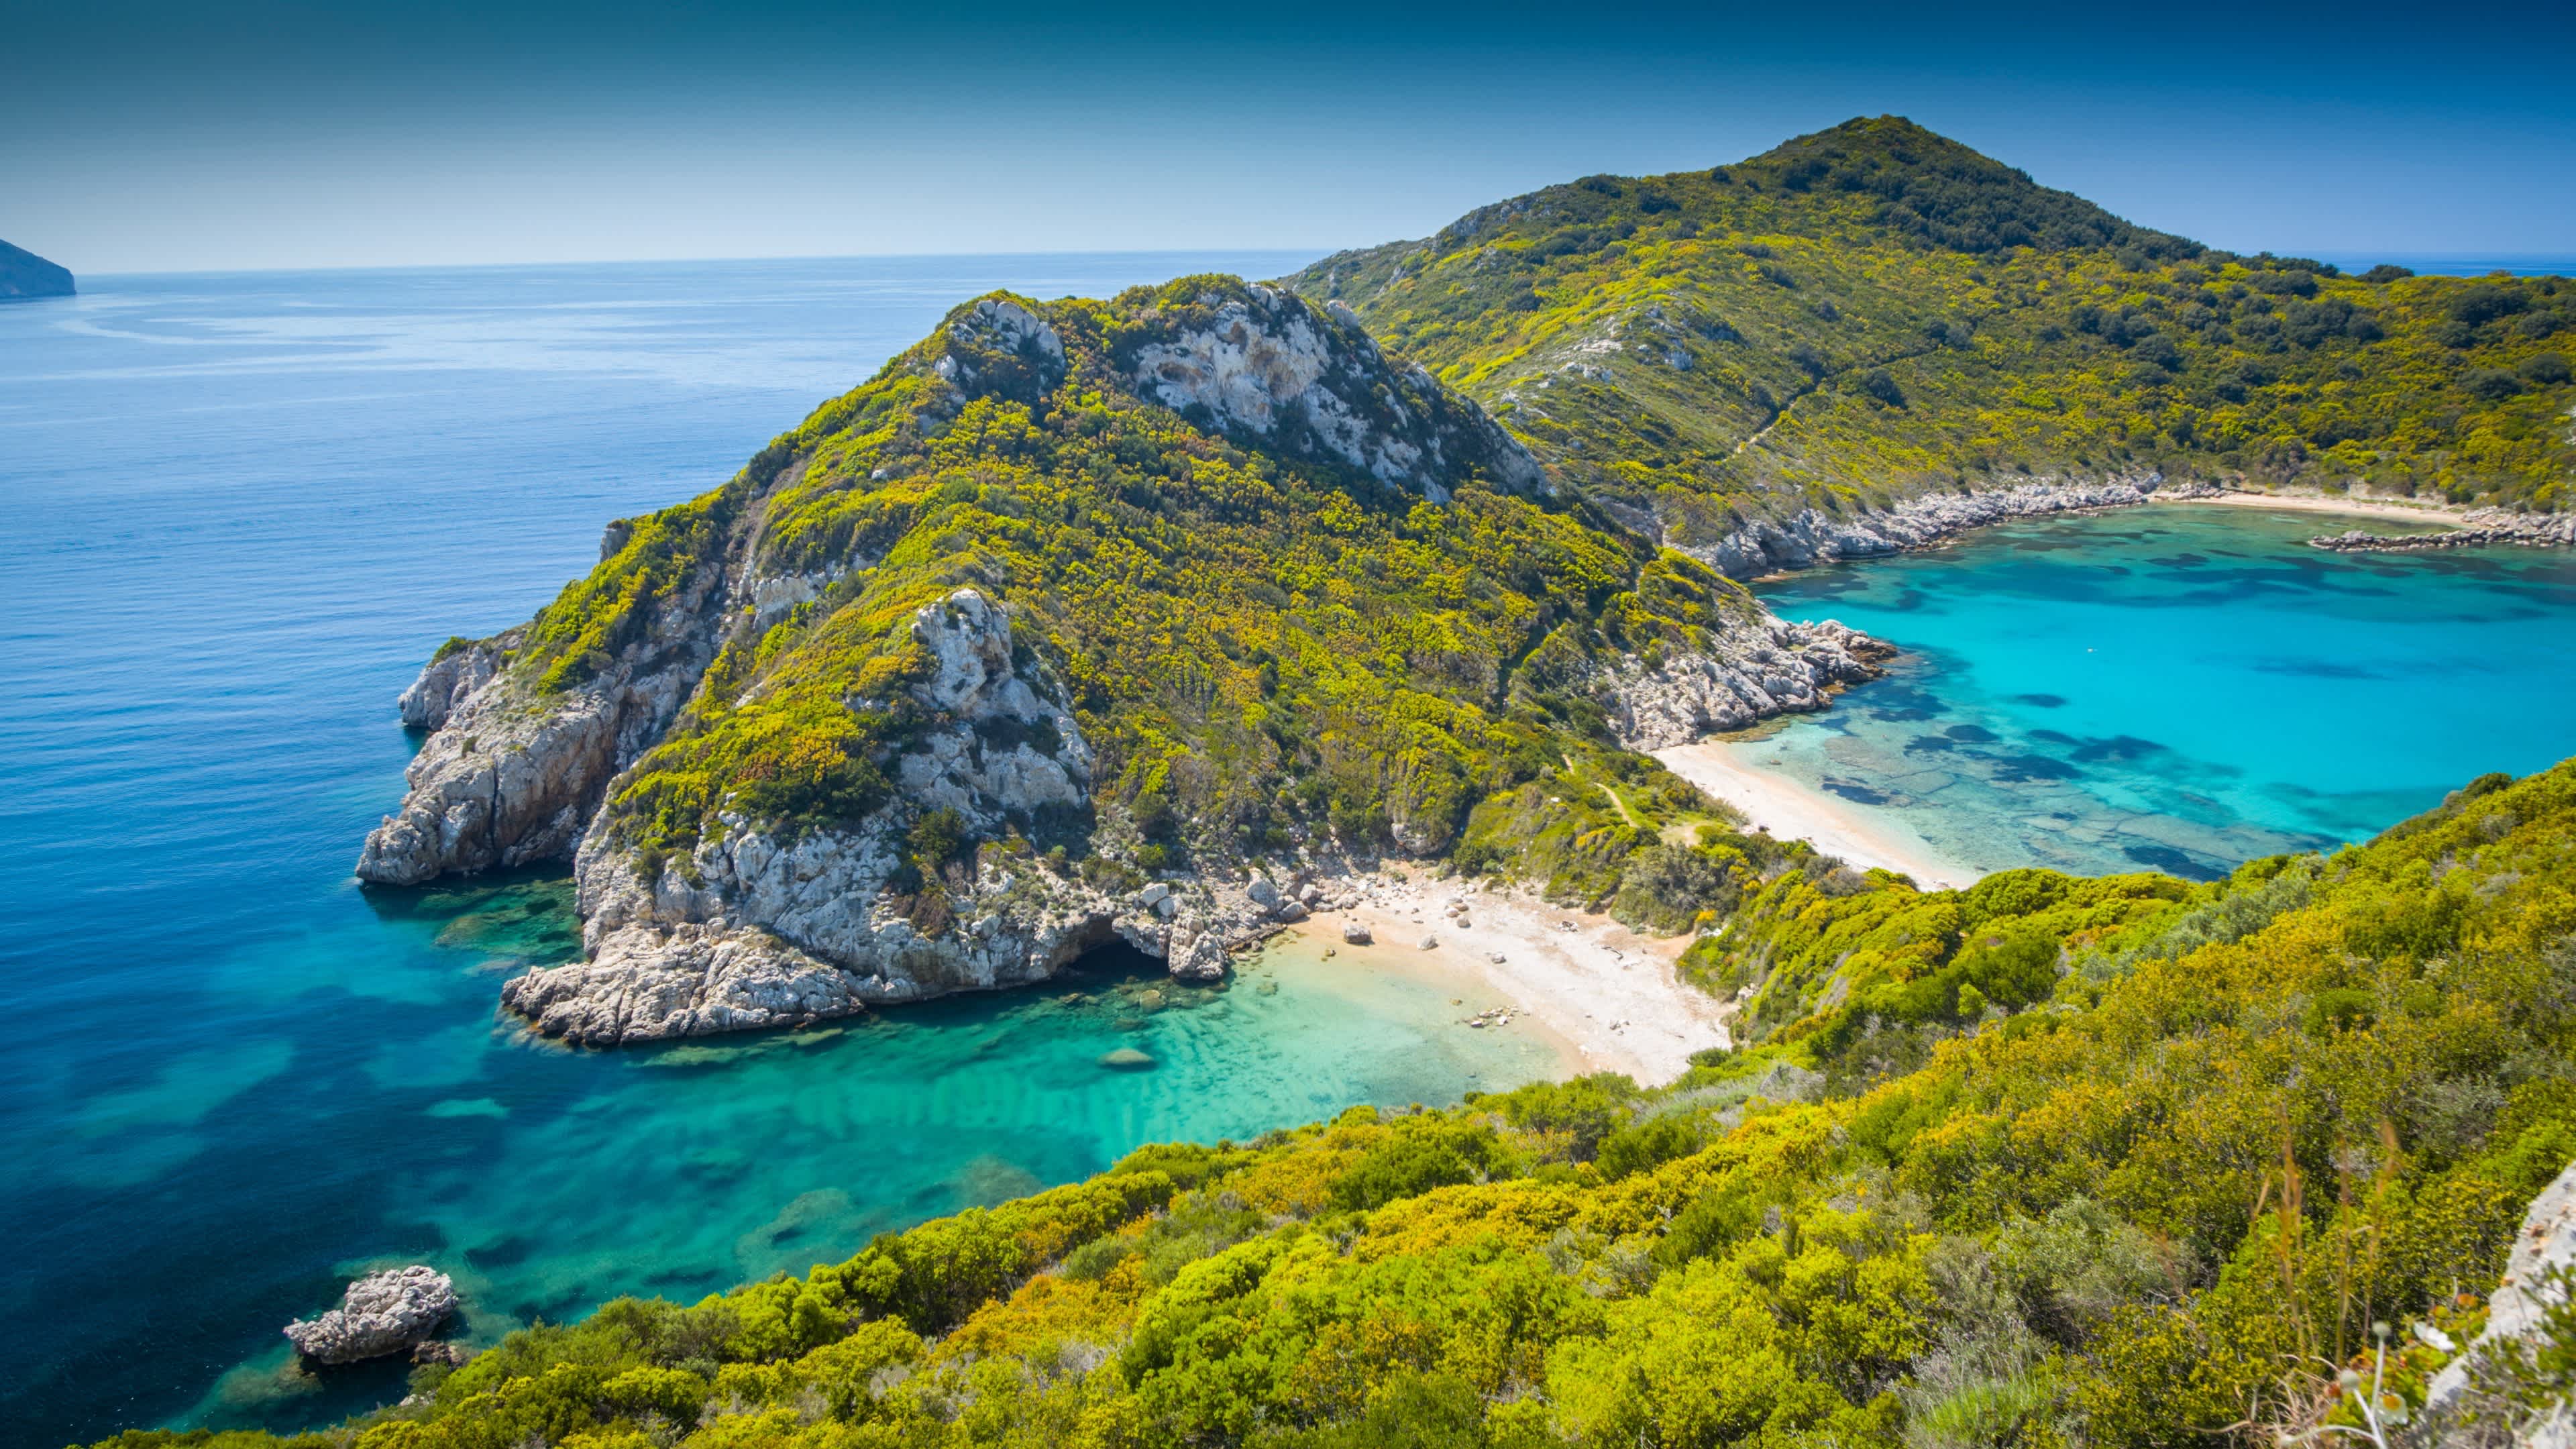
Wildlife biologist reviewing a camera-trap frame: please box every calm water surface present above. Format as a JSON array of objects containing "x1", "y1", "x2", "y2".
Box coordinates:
[
  {"x1": 0, "y1": 256, "x2": 1560, "y2": 1446},
  {"x1": 1748, "y1": 506, "x2": 2576, "y2": 879}
]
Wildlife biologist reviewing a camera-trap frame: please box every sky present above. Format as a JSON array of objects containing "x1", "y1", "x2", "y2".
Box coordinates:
[{"x1": 4, "y1": 0, "x2": 2572, "y2": 274}]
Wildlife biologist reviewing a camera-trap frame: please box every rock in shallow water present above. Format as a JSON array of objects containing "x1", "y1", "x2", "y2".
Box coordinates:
[
  {"x1": 283, "y1": 1265, "x2": 458, "y2": 1364},
  {"x1": 1098, "y1": 1046, "x2": 1156, "y2": 1070}
]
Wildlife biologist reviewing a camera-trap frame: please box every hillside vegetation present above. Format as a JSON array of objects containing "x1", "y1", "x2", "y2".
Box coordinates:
[
  {"x1": 508, "y1": 276, "x2": 1822, "y2": 902},
  {"x1": 101, "y1": 760, "x2": 2576, "y2": 1448},
  {"x1": 1291, "y1": 115, "x2": 2576, "y2": 539}
]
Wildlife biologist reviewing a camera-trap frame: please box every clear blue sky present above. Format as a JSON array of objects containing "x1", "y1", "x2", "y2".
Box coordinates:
[{"x1": 6, "y1": 0, "x2": 2571, "y2": 274}]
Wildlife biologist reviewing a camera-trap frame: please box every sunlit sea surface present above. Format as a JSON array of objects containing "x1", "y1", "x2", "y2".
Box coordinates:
[
  {"x1": 0, "y1": 256, "x2": 1563, "y2": 1446},
  {"x1": 1746, "y1": 506, "x2": 2576, "y2": 879}
]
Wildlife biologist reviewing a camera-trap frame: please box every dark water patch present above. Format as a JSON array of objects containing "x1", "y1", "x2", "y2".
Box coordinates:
[
  {"x1": 2149, "y1": 553, "x2": 2212, "y2": 568},
  {"x1": 1990, "y1": 755, "x2": 2082, "y2": 782},
  {"x1": 1904, "y1": 735, "x2": 1957, "y2": 754},
  {"x1": 2014, "y1": 693, "x2": 2069, "y2": 708},
  {"x1": 2251, "y1": 659, "x2": 2381, "y2": 680},
  {"x1": 466, "y1": 1236, "x2": 535, "y2": 1270},
  {"x1": 2121, "y1": 843, "x2": 2226, "y2": 881},
  {"x1": 1822, "y1": 780, "x2": 1890, "y2": 805},
  {"x1": 1944, "y1": 724, "x2": 1998, "y2": 743},
  {"x1": 2029, "y1": 729, "x2": 2079, "y2": 745},
  {"x1": 2070, "y1": 735, "x2": 2170, "y2": 763}
]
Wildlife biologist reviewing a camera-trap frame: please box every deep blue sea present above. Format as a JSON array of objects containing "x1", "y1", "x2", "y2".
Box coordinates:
[
  {"x1": 5, "y1": 259, "x2": 2576, "y2": 1447},
  {"x1": 0, "y1": 256, "x2": 1574, "y2": 1447}
]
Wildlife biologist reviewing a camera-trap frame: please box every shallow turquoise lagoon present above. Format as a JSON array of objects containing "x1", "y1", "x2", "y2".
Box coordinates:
[{"x1": 1746, "y1": 505, "x2": 2576, "y2": 879}]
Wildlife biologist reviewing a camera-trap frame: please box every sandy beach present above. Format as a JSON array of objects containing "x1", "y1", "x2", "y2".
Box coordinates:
[
  {"x1": 1654, "y1": 740, "x2": 1980, "y2": 890},
  {"x1": 1279, "y1": 874, "x2": 1735, "y2": 1085},
  {"x1": 2165, "y1": 489, "x2": 2465, "y2": 525}
]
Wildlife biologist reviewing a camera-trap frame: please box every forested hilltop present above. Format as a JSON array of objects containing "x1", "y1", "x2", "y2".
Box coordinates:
[
  {"x1": 102, "y1": 761, "x2": 2576, "y2": 1447},
  {"x1": 1290, "y1": 115, "x2": 2576, "y2": 539}
]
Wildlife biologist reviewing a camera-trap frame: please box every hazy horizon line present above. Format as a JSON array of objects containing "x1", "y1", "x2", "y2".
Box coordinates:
[{"x1": 43, "y1": 244, "x2": 2575, "y2": 284}]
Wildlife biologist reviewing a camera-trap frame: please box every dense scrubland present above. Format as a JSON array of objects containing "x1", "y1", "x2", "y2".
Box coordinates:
[
  {"x1": 102, "y1": 120, "x2": 2576, "y2": 1448},
  {"x1": 100, "y1": 762, "x2": 2576, "y2": 1448},
  {"x1": 1291, "y1": 115, "x2": 2576, "y2": 535},
  {"x1": 497, "y1": 273, "x2": 1835, "y2": 920}
]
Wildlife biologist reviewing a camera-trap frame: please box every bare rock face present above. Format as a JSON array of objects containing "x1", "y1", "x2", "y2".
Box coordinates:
[
  {"x1": 499, "y1": 589, "x2": 1269, "y2": 1045},
  {"x1": 356, "y1": 568, "x2": 726, "y2": 886},
  {"x1": 1683, "y1": 476, "x2": 2167, "y2": 580},
  {"x1": 2423, "y1": 1159, "x2": 2576, "y2": 1447},
  {"x1": 1123, "y1": 283, "x2": 1548, "y2": 502},
  {"x1": 396, "y1": 637, "x2": 508, "y2": 730},
  {"x1": 932, "y1": 297, "x2": 1069, "y2": 405},
  {"x1": 1596, "y1": 616, "x2": 1892, "y2": 751},
  {"x1": 283, "y1": 1266, "x2": 458, "y2": 1365}
]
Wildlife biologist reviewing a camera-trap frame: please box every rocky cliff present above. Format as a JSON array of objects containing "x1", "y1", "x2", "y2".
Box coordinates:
[
  {"x1": 0, "y1": 239, "x2": 74, "y2": 300},
  {"x1": 369, "y1": 276, "x2": 1796, "y2": 1044},
  {"x1": 1679, "y1": 475, "x2": 2184, "y2": 580}
]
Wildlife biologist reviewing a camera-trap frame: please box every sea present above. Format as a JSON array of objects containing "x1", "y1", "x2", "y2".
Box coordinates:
[
  {"x1": 1746, "y1": 506, "x2": 2576, "y2": 880},
  {"x1": 3, "y1": 256, "x2": 2574, "y2": 1445},
  {"x1": 0, "y1": 256, "x2": 1567, "y2": 1446}
]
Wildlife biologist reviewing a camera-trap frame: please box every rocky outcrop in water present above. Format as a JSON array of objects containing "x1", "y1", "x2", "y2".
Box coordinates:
[
  {"x1": 495, "y1": 589, "x2": 1285, "y2": 1044},
  {"x1": 356, "y1": 566, "x2": 726, "y2": 886},
  {"x1": 0, "y1": 239, "x2": 74, "y2": 300},
  {"x1": 283, "y1": 1267, "x2": 457, "y2": 1365},
  {"x1": 1681, "y1": 476, "x2": 2180, "y2": 580},
  {"x1": 2309, "y1": 508, "x2": 2576, "y2": 555},
  {"x1": 1595, "y1": 617, "x2": 1894, "y2": 751}
]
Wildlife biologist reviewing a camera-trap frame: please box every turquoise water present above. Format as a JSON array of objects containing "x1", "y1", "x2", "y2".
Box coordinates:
[
  {"x1": 0, "y1": 257, "x2": 1560, "y2": 1446},
  {"x1": 1746, "y1": 506, "x2": 2576, "y2": 879}
]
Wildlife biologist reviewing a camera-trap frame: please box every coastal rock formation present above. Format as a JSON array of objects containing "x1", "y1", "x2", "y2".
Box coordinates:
[
  {"x1": 1595, "y1": 616, "x2": 1892, "y2": 751},
  {"x1": 498, "y1": 588, "x2": 1285, "y2": 1045},
  {"x1": 1123, "y1": 282, "x2": 1548, "y2": 502},
  {"x1": 283, "y1": 1267, "x2": 458, "y2": 1365},
  {"x1": 2310, "y1": 507, "x2": 2576, "y2": 554},
  {"x1": 360, "y1": 278, "x2": 1902, "y2": 1044},
  {"x1": 1681, "y1": 476, "x2": 2176, "y2": 580},
  {"x1": 0, "y1": 239, "x2": 74, "y2": 300},
  {"x1": 356, "y1": 553, "x2": 727, "y2": 885},
  {"x1": 2423, "y1": 1158, "x2": 2576, "y2": 1446}
]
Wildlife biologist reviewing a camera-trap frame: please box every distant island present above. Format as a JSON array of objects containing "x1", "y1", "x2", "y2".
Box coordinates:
[{"x1": 0, "y1": 238, "x2": 75, "y2": 299}]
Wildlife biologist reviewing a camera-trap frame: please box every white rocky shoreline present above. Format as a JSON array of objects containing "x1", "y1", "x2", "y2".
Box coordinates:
[
  {"x1": 1677, "y1": 474, "x2": 2208, "y2": 580},
  {"x1": 2308, "y1": 506, "x2": 2576, "y2": 553}
]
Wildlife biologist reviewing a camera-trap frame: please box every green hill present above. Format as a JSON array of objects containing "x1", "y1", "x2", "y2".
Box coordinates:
[
  {"x1": 355, "y1": 275, "x2": 1884, "y2": 1045},
  {"x1": 103, "y1": 761, "x2": 2576, "y2": 1448},
  {"x1": 1290, "y1": 116, "x2": 2576, "y2": 536}
]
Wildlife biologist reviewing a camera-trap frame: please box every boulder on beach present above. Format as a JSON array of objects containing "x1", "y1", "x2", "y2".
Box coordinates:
[
  {"x1": 1099, "y1": 1046, "x2": 1157, "y2": 1070},
  {"x1": 284, "y1": 1265, "x2": 458, "y2": 1364},
  {"x1": 1342, "y1": 922, "x2": 1372, "y2": 945}
]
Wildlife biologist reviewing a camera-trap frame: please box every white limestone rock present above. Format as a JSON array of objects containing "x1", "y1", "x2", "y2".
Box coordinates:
[
  {"x1": 1593, "y1": 615, "x2": 1893, "y2": 751},
  {"x1": 1682, "y1": 476, "x2": 2169, "y2": 580},
  {"x1": 1126, "y1": 283, "x2": 1547, "y2": 501},
  {"x1": 284, "y1": 1266, "x2": 458, "y2": 1365},
  {"x1": 2423, "y1": 1159, "x2": 2576, "y2": 1447}
]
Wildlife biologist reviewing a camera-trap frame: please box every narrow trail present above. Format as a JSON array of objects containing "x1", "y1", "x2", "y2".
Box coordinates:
[{"x1": 1596, "y1": 782, "x2": 1644, "y2": 829}]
